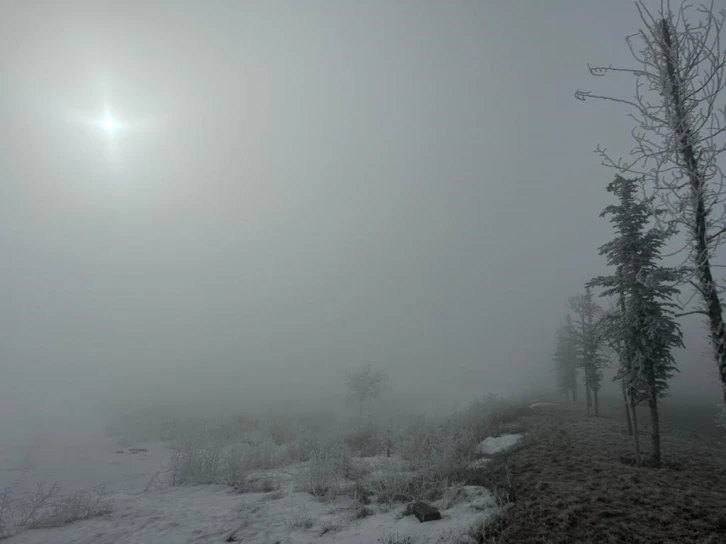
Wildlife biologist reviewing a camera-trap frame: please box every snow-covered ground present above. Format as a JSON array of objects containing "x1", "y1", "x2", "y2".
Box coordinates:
[
  {"x1": 5, "y1": 483, "x2": 498, "y2": 544},
  {"x1": 1, "y1": 418, "x2": 525, "y2": 543},
  {"x1": 477, "y1": 434, "x2": 522, "y2": 455}
]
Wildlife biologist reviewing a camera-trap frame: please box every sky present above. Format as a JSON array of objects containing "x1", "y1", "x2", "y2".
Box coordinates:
[{"x1": 0, "y1": 0, "x2": 723, "y2": 425}]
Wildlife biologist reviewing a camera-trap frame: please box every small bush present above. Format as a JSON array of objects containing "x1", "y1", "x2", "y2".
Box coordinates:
[
  {"x1": 378, "y1": 533, "x2": 416, "y2": 544},
  {"x1": 302, "y1": 442, "x2": 353, "y2": 497},
  {"x1": 371, "y1": 470, "x2": 414, "y2": 507},
  {"x1": 168, "y1": 436, "x2": 223, "y2": 485},
  {"x1": 28, "y1": 486, "x2": 112, "y2": 529},
  {"x1": 0, "y1": 489, "x2": 14, "y2": 539},
  {"x1": 354, "y1": 505, "x2": 372, "y2": 519},
  {"x1": 221, "y1": 445, "x2": 248, "y2": 489},
  {"x1": 0, "y1": 483, "x2": 112, "y2": 538},
  {"x1": 319, "y1": 519, "x2": 340, "y2": 535},
  {"x1": 343, "y1": 426, "x2": 384, "y2": 457},
  {"x1": 289, "y1": 515, "x2": 314, "y2": 529}
]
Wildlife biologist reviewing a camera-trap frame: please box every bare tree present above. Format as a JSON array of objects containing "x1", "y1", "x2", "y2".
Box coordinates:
[
  {"x1": 345, "y1": 364, "x2": 389, "y2": 418},
  {"x1": 576, "y1": 1, "x2": 726, "y2": 404}
]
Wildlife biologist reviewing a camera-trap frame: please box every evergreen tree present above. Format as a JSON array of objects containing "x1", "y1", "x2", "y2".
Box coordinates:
[
  {"x1": 577, "y1": 1, "x2": 726, "y2": 406},
  {"x1": 568, "y1": 288, "x2": 607, "y2": 416},
  {"x1": 562, "y1": 315, "x2": 578, "y2": 402},
  {"x1": 553, "y1": 326, "x2": 571, "y2": 401},
  {"x1": 589, "y1": 175, "x2": 685, "y2": 465},
  {"x1": 553, "y1": 317, "x2": 578, "y2": 402}
]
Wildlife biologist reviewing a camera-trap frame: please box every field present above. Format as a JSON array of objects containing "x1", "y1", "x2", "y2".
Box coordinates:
[
  {"x1": 0, "y1": 397, "x2": 527, "y2": 543},
  {"x1": 1, "y1": 397, "x2": 724, "y2": 543},
  {"x1": 497, "y1": 402, "x2": 726, "y2": 543}
]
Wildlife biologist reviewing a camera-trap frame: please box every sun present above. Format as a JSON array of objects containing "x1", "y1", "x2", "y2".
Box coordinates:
[{"x1": 98, "y1": 114, "x2": 122, "y2": 136}]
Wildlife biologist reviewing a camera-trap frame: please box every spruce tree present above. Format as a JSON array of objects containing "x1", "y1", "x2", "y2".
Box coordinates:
[
  {"x1": 553, "y1": 317, "x2": 579, "y2": 402},
  {"x1": 568, "y1": 288, "x2": 607, "y2": 416},
  {"x1": 589, "y1": 175, "x2": 685, "y2": 465}
]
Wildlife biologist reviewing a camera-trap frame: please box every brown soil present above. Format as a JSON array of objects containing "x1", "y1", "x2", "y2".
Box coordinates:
[{"x1": 496, "y1": 403, "x2": 726, "y2": 544}]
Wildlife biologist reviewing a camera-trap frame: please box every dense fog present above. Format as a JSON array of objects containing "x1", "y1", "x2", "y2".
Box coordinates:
[{"x1": 0, "y1": 0, "x2": 722, "y2": 439}]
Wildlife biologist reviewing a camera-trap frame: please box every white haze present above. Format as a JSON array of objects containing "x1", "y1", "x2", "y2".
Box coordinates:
[{"x1": 0, "y1": 0, "x2": 722, "y2": 440}]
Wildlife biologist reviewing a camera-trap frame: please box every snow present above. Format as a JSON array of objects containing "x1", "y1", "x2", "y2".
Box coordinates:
[
  {"x1": 529, "y1": 402, "x2": 558, "y2": 408},
  {"x1": 4, "y1": 482, "x2": 498, "y2": 544},
  {"x1": 0, "y1": 427, "x2": 518, "y2": 543},
  {"x1": 477, "y1": 434, "x2": 522, "y2": 455}
]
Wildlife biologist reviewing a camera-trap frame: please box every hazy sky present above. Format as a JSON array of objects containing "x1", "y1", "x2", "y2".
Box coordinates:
[{"x1": 0, "y1": 1, "x2": 722, "y2": 420}]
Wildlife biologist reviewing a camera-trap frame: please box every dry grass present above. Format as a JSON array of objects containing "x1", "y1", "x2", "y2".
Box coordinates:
[{"x1": 496, "y1": 404, "x2": 726, "y2": 544}]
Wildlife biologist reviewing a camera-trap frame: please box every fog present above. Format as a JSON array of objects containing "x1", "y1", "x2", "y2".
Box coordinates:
[{"x1": 0, "y1": 0, "x2": 722, "y2": 436}]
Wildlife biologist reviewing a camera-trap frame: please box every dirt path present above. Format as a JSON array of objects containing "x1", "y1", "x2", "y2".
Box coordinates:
[{"x1": 498, "y1": 404, "x2": 726, "y2": 544}]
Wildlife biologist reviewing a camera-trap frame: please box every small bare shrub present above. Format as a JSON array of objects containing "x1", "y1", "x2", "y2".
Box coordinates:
[
  {"x1": 0, "y1": 483, "x2": 112, "y2": 536},
  {"x1": 344, "y1": 425, "x2": 384, "y2": 457},
  {"x1": 28, "y1": 486, "x2": 112, "y2": 529},
  {"x1": 354, "y1": 504, "x2": 372, "y2": 519},
  {"x1": 169, "y1": 436, "x2": 223, "y2": 485},
  {"x1": 378, "y1": 533, "x2": 416, "y2": 544},
  {"x1": 143, "y1": 470, "x2": 167, "y2": 493},
  {"x1": 15, "y1": 483, "x2": 61, "y2": 527},
  {"x1": 241, "y1": 435, "x2": 279, "y2": 470},
  {"x1": 370, "y1": 469, "x2": 414, "y2": 507},
  {"x1": 288, "y1": 514, "x2": 315, "y2": 529},
  {"x1": 0, "y1": 489, "x2": 14, "y2": 539},
  {"x1": 319, "y1": 519, "x2": 340, "y2": 535},
  {"x1": 302, "y1": 442, "x2": 353, "y2": 497},
  {"x1": 221, "y1": 445, "x2": 248, "y2": 489},
  {"x1": 438, "y1": 483, "x2": 467, "y2": 510}
]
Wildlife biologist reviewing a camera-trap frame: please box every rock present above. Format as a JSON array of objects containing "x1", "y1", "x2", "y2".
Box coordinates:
[{"x1": 412, "y1": 501, "x2": 441, "y2": 522}]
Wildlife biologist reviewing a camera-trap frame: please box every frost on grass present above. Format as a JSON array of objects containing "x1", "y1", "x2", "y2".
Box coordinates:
[
  {"x1": 0, "y1": 484, "x2": 112, "y2": 540},
  {"x1": 3, "y1": 396, "x2": 526, "y2": 543},
  {"x1": 2, "y1": 483, "x2": 502, "y2": 544}
]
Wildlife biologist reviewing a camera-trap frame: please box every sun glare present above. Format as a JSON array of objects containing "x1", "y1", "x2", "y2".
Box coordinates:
[{"x1": 98, "y1": 114, "x2": 121, "y2": 136}]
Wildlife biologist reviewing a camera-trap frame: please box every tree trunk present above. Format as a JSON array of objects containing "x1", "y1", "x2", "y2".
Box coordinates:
[
  {"x1": 644, "y1": 357, "x2": 662, "y2": 466},
  {"x1": 661, "y1": 19, "x2": 726, "y2": 402},
  {"x1": 571, "y1": 379, "x2": 578, "y2": 403},
  {"x1": 593, "y1": 388, "x2": 599, "y2": 417},
  {"x1": 579, "y1": 311, "x2": 591, "y2": 416},
  {"x1": 648, "y1": 386, "x2": 661, "y2": 466},
  {"x1": 585, "y1": 383, "x2": 592, "y2": 416},
  {"x1": 627, "y1": 390, "x2": 642, "y2": 466},
  {"x1": 622, "y1": 380, "x2": 633, "y2": 436}
]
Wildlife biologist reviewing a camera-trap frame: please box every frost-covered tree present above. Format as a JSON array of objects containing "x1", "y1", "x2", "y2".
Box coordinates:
[
  {"x1": 553, "y1": 327, "x2": 570, "y2": 400},
  {"x1": 576, "y1": 1, "x2": 726, "y2": 406},
  {"x1": 568, "y1": 288, "x2": 608, "y2": 416},
  {"x1": 589, "y1": 175, "x2": 685, "y2": 465},
  {"x1": 345, "y1": 364, "x2": 389, "y2": 418},
  {"x1": 553, "y1": 316, "x2": 579, "y2": 402}
]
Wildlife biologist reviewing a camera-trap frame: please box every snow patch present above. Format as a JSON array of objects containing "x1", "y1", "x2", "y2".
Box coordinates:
[
  {"x1": 4, "y1": 483, "x2": 500, "y2": 544},
  {"x1": 478, "y1": 434, "x2": 522, "y2": 455}
]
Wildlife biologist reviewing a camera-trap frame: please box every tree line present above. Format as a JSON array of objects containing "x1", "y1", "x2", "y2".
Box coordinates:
[{"x1": 553, "y1": 0, "x2": 726, "y2": 467}]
